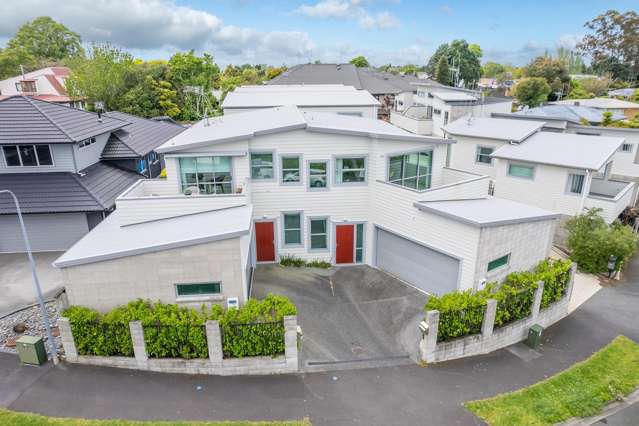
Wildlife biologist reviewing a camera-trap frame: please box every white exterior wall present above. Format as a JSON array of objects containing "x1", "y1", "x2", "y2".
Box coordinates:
[
  {"x1": 394, "y1": 91, "x2": 415, "y2": 112},
  {"x1": 224, "y1": 105, "x2": 378, "y2": 120},
  {"x1": 0, "y1": 143, "x2": 76, "y2": 173},
  {"x1": 73, "y1": 132, "x2": 110, "y2": 171},
  {"x1": 448, "y1": 135, "x2": 507, "y2": 179},
  {"x1": 0, "y1": 69, "x2": 58, "y2": 96},
  {"x1": 62, "y1": 238, "x2": 245, "y2": 312}
]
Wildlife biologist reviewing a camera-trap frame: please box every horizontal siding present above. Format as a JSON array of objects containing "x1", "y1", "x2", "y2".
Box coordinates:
[
  {"x1": 224, "y1": 106, "x2": 378, "y2": 119},
  {"x1": 0, "y1": 143, "x2": 76, "y2": 173},
  {"x1": 0, "y1": 212, "x2": 88, "y2": 252},
  {"x1": 449, "y1": 135, "x2": 506, "y2": 179},
  {"x1": 74, "y1": 132, "x2": 110, "y2": 171}
]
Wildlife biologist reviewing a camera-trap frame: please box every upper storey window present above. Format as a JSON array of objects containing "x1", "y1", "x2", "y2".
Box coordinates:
[{"x1": 3, "y1": 145, "x2": 53, "y2": 167}]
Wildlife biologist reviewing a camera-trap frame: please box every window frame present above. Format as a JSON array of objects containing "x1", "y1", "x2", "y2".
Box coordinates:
[
  {"x1": 174, "y1": 282, "x2": 222, "y2": 300},
  {"x1": 487, "y1": 253, "x2": 510, "y2": 273},
  {"x1": 334, "y1": 155, "x2": 368, "y2": 186},
  {"x1": 307, "y1": 159, "x2": 329, "y2": 191},
  {"x1": 386, "y1": 149, "x2": 433, "y2": 190},
  {"x1": 2, "y1": 144, "x2": 54, "y2": 168},
  {"x1": 178, "y1": 155, "x2": 234, "y2": 195},
  {"x1": 507, "y1": 162, "x2": 535, "y2": 180},
  {"x1": 279, "y1": 154, "x2": 302, "y2": 185},
  {"x1": 281, "y1": 211, "x2": 304, "y2": 247},
  {"x1": 308, "y1": 217, "x2": 329, "y2": 252},
  {"x1": 250, "y1": 151, "x2": 276, "y2": 181},
  {"x1": 475, "y1": 145, "x2": 495, "y2": 166},
  {"x1": 78, "y1": 137, "x2": 97, "y2": 148},
  {"x1": 620, "y1": 143, "x2": 633, "y2": 153},
  {"x1": 566, "y1": 172, "x2": 586, "y2": 195}
]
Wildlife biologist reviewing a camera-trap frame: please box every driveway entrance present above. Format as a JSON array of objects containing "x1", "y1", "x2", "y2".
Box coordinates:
[{"x1": 251, "y1": 264, "x2": 428, "y2": 370}]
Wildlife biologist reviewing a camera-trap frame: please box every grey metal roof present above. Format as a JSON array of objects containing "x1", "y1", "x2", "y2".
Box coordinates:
[
  {"x1": 414, "y1": 196, "x2": 559, "y2": 228},
  {"x1": 551, "y1": 98, "x2": 639, "y2": 109},
  {"x1": 0, "y1": 162, "x2": 141, "y2": 214},
  {"x1": 508, "y1": 105, "x2": 626, "y2": 124},
  {"x1": 101, "y1": 111, "x2": 185, "y2": 159},
  {"x1": 0, "y1": 96, "x2": 127, "y2": 144},
  {"x1": 54, "y1": 204, "x2": 253, "y2": 268},
  {"x1": 442, "y1": 116, "x2": 545, "y2": 142},
  {"x1": 267, "y1": 64, "x2": 425, "y2": 95}
]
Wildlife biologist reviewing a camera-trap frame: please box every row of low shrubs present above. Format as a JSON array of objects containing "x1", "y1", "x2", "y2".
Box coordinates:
[
  {"x1": 63, "y1": 294, "x2": 297, "y2": 359},
  {"x1": 425, "y1": 258, "x2": 572, "y2": 342},
  {"x1": 279, "y1": 255, "x2": 332, "y2": 269}
]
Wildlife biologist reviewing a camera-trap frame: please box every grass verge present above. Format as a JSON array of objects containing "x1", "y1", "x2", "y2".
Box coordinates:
[
  {"x1": 0, "y1": 409, "x2": 311, "y2": 426},
  {"x1": 464, "y1": 335, "x2": 639, "y2": 426}
]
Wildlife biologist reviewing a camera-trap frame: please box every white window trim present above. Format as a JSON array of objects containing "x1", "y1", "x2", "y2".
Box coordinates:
[
  {"x1": 177, "y1": 156, "x2": 235, "y2": 195},
  {"x1": 174, "y1": 281, "x2": 223, "y2": 303},
  {"x1": 333, "y1": 155, "x2": 368, "y2": 186},
  {"x1": 565, "y1": 172, "x2": 586, "y2": 196},
  {"x1": 308, "y1": 216, "x2": 330, "y2": 252},
  {"x1": 507, "y1": 162, "x2": 535, "y2": 180},
  {"x1": 250, "y1": 150, "x2": 276, "y2": 181},
  {"x1": 281, "y1": 211, "x2": 304, "y2": 248},
  {"x1": 475, "y1": 145, "x2": 495, "y2": 166},
  {"x1": 386, "y1": 150, "x2": 433, "y2": 190},
  {"x1": 279, "y1": 154, "x2": 303, "y2": 186},
  {"x1": 307, "y1": 159, "x2": 330, "y2": 191},
  {"x1": 2, "y1": 144, "x2": 55, "y2": 168}
]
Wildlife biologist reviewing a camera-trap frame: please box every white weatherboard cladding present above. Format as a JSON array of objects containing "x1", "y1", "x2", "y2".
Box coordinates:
[
  {"x1": 74, "y1": 132, "x2": 110, "y2": 171},
  {"x1": 449, "y1": 135, "x2": 507, "y2": 179},
  {"x1": 225, "y1": 106, "x2": 378, "y2": 119},
  {"x1": 0, "y1": 213, "x2": 89, "y2": 252},
  {"x1": 0, "y1": 143, "x2": 76, "y2": 173}
]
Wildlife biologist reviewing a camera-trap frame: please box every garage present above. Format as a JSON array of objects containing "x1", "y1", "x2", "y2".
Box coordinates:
[
  {"x1": 374, "y1": 227, "x2": 460, "y2": 295},
  {"x1": 0, "y1": 213, "x2": 89, "y2": 253}
]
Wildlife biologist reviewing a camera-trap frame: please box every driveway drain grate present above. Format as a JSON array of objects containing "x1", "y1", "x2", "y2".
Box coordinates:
[{"x1": 306, "y1": 355, "x2": 410, "y2": 366}]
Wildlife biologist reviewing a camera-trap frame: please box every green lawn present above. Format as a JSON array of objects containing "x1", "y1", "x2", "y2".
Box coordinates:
[
  {"x1": 464, "y1": 336, "x2": 639, "y2": 426},
  {"x1": 0, "y1": 409, "x2": 310, "y2": 426}
]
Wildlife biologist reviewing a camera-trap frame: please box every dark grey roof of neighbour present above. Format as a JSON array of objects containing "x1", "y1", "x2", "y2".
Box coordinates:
[
  {"x1": 101, "y1": 111, "x2": 185, "y2": 159},
  {"x1": 0, "y1": 162, "x2": 140, "y2": 214},
  {"x1": 0, "y1": 95, "x2": 127, "y2": 144},
  {"x1": 267, "y1": 64, "x2": 428, "y2": 95}
]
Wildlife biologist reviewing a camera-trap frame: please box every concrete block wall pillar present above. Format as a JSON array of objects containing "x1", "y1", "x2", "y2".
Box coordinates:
[
  {"x1": 482, "y1": 299, "x2": 497, "y2": 338},
  {"x1": 420, "y1": 310, "x2": 440, "y2": 363},
  {"x1": 205, "y1": 320, "x2": 223, "y2": 365},
  {"x1": 532, "y1": 281, "x2": 545, "y2": 320},
  {"x1": 284, "y1": 315, "x2": 299, "y2": 371},
  {"x1": 129, "y1": 321, "x2": 148, "y2": 367},
  {"x1": 57, "y1": 317, "x2": 77, "y2": 360}
]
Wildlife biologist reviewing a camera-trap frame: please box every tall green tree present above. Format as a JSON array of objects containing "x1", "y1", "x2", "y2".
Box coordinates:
[
  {"x1": 482, "y1": 62, "x2": 506, "y2": 78},
  {"x1": 434, "y1": 56, "x2": 451, "y2": 85},
  {"x1": 555, "y1": 47, "x2": 585, "y2": 74},
  {"x1": 513, "y1": 77, "x2": 552, "y2": 107},
  {"x1": 524, "y1": 56, "x2": 570, "y2": 99},
  {"x1": 349, "y1": 56, "x2": 370, "y2": 68},
  {"x1": 167, "y1": 51, "x2": 220, "y2": 120},
  {"x1": 426, "y1": 40, "x2": 481, "y2": 87}
]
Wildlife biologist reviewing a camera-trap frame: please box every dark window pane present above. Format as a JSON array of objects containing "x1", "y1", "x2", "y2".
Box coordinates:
[
  {"x1": 282, "y1": 170, "x2": 300, "y2": 182},
  {"x1": 342, "y1": 171, "x2": 365, "y2": 182},
  {"x1": 404, "y1": 153, "x2": 419, "y2": 178},
  {"x1": 356, "y1": 223, "x2": 364, "y2": 248},
  {"x1": 487, "y1": 255, "x2": 509, "y2": 272},
  {"x1": 282, "y1": 157, "x2": 299, "y2": 169},
  {"x1": 176, "y1": 282, "x2": 220, "y2": 296},
  {"x1": 342, "y1": 158, "x2": 365, "y2": 169},
  {"x1": 388, "y1": 156, "x2": 403, "y2": 181},
  {"x1": 309, "y1": 162, "x2": 326, "y2": 174},
  {"x1": 3, "y1": 146, "x2": 20, "y2": 166},
  {"x1": 284, "y1": 213, "x2": 301, "y2": 229},
  {"x1": 18, "y1": 145, "x2": 37, "y2": 166},
  {"x1": 310, "y1": 219, "x2": 326, "y2": 234},
  {"x1": 35, "y1": 145, "x2": 53, "y2": 165},
  {"x1": 311, "y1": 235, "x2": 327, "y2": 249},
  {"x1": 285, "y1": 230, "x2": 301, "y2": 245},
  {"x1": 355, "y1": 248, "x2": 363, "y2": 263}
]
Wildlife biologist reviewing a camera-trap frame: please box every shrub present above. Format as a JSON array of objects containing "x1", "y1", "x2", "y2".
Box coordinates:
[
  {"x1": 425, "y1": 286, "x2": 492, "y2": 342},
  {"x1": 280, "y1": 255, "x2": 332, "y2": 269},
  {"x1": 566, "y1": 208, "x2": 638, "y2": 273},
  {"x1": 63, "y1": 294, "x2": 297, "y2": 359},
  {"x1": 535, "y1": 258, "x2": 572, "y2": 308}
]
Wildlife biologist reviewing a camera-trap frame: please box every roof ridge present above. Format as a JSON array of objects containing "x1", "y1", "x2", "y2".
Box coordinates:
[{"x1": 24, "y1": 96, "x2": 75, "y2": 141}]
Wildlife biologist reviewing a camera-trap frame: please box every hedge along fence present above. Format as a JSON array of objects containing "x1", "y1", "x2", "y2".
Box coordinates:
[
  {"x1": 64, "y1": 294, "x2": 296, "y2": 359},
  {"x1": 425, "y1": 259, "x2": 572, "y2": 342}
]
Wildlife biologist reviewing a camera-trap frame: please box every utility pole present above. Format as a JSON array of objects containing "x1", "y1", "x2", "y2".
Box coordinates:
[{"x1": 0, "y1": 190, "x2": 58, "y2": 365}]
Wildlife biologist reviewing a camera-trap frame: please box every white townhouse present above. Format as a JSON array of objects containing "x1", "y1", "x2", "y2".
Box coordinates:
[
  {"x1": 222, "y1": 84, "x2": 380, "y2": 119},
  {"x1": 441, "y1": 116, "x2": 636, "y2": 224},
  {"x1": 54, "y1": 106, "x2": 558, "y2": 311}
]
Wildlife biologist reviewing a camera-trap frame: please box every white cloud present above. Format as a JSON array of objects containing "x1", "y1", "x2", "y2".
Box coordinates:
[
  {"x1": 296, "y1": 0, "x2": 400, "y2": 30},
  {"x1": 0, "y1": 0, "x2": 315, "y2": 64},
  {"x1": 557, "y1": 33, "x2": 583, "y2": 50}
]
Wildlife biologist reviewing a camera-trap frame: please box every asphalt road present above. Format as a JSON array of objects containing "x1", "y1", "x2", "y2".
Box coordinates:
[{"x1": 1, "y1": 259, "x2": 638, "y2": 425}]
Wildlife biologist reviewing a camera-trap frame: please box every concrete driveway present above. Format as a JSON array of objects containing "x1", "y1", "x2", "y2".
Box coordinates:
[
  {"x1": 251, "y1": 264, "x2": 427, "y2": 370},
  {"x1": 0, "y1": 252, "x2": 64, "y2": 317}
]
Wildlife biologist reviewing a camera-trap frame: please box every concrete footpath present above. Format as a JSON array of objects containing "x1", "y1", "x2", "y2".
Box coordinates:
[{"x1": 1, "y1": 258, "x2": 638, "y2": 425}]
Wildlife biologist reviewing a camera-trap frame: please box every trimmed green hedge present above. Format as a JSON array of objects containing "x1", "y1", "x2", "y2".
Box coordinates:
[
  {"x1": 64, "y1": 294, "x2": 297, "y2": 359},
  {"x1": 425, "y1": 258, "x2": 572, "y2": 342}
]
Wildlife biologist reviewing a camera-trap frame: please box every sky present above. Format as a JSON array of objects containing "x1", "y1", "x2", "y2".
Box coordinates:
[{"x1": 0, "y1": 0, "x2": 637, "y2": 67}]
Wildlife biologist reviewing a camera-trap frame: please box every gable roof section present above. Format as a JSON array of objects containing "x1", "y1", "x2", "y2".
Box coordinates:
[
  {"x1": 157, "y1": 105, "x2": 451, "y2": 153},
  {"x1": 101, "y1": 111, "x2": 185, "y2": 158},
  {"x1": 0, "y1": 162, "x2": 140, "y2": 214},
  {"x1": 491, "y1": 132, "x2": 624, "y2": 170},
  {"x1": 442, "y1": 116, "x2": 544, "y2": 142},
  {"x1": 0, "y1": 96, "x2": 126, "y2": 144}
]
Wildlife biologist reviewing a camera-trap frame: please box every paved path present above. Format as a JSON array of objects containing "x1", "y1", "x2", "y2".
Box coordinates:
[{"x1": 1, "y1": 258, "x2": 638, "y2": 425}]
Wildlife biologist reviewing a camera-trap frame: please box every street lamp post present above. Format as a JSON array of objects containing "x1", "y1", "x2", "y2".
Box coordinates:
[{"x1": 1, "y1": 190, "x2": 58, "y2": 364}]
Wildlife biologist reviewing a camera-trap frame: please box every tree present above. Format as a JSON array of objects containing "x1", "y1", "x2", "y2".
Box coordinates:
[
  {"x1": 578, "y1": 10, "x2": 639, "y2": 82},
  {"x1": 266, "y1": 66, "x2": 286, "y2": 80},
  {"x1": 524, "y1": 56, "x2": 571, "y2": 99},
  {"x1": 512, "y1": 77, "x2": 552, "y2": 107},
  {"x1": 66, "y1": 43, "x2": 134, "y2": 110},
  {"x1": 167, "y1": 51, "x2": 220, "y2": 120},
  {"x1": 120, "y1": 75, "x2": 180, "y2": 119},
  {"x1": 468, "y1": 43, "x2": 483, "y2": 59},
  {"x1": 555, "y1": 47, "x2": 585, "y2": 74},
  {"x1": 580, "y1": 76, "x2": 611, "y2": 96},
  {"x1": 434, "y1": 56, "x2": 451, "y2": 85},
  {"x1": 482, "y1": 62, "x2": 506, "y2": 78},
  {"x1": 426, "y1": 40, "x2": 481, "y2": 87},
  {"x1": 349, "y1": 56, "x2": 370, "y2": 68},
  {"x1": 0, "y1": 16, "x2": 83, "y2": 79},
  {"x1": 601, "y1": 111, "x2": 614, "y2": 126},
  {"x1": 567, "y1": 80, "x2": 595, "y2": 99}
]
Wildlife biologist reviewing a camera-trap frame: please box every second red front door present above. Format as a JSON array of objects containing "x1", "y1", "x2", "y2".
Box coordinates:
[
  {"x1": 335, "y1": 224, "x2": 354, "y2": 264},
  {"x1": 255, "y1": 221, "x2": 276, "y2": 262}
]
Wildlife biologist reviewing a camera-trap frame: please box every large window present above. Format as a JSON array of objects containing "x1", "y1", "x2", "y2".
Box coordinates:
[
  {"x1": 176, "y1": 282, "x2": 221, "y2": 297},
  {"x1": 179, "y1": 156, "x2": 232, "y2": 194},
  {"x1": 2, "y1": 145, "x2": 53, "y2": 167},
  {"x1": 388, "y1": 151, "x2": 432, "y2": 190},
  {"x1": 309, "y1": 218, "x2": 328, "y2": 250},
  {"x1": 335, "y1": 157, "x2": 366, "y2": 184},
  {"x1": 283, "y1": 213, "x2": 302, "y2": 246},
  {"x1": 508, "y1": 163, "x2": 534, "y2": 179},
  {"x1": 475, "y1": 146, "x2": 494, "y2": 165},
  {"x1": 567, "y1": 173, "x2": 585, "y2": 194},
  {"x1": 487, "y1": 254, "x2": 509, "y2": 272},
  {"x1": 281, "y1": 155, "x2": 301, "y2": 183},
  {"x1": 308, "y1": 161, "x2": 328, "y2": 189},
  {"x1": 250, "y1": 152, "x2": 274, "y2": 179}
]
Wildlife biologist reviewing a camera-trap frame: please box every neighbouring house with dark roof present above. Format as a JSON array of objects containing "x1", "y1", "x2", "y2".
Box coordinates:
[
  {"x1": 0, "y1": 67, "x2": 85, "y2": 109},
  {"x1": 0, "y1": 96, "x2": 185, "y2": 252},
  {"x1": 266, "y1": 63, "x2": 425, "y2": 119}
]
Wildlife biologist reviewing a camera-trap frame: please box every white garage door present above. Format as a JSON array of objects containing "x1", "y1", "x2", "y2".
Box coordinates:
[
  {"x1": 375, "y1": 228, "x2": 460, "y2": 295},
  {"x1": 0, "y1": 213, "x2": 89, "y2": 253}
]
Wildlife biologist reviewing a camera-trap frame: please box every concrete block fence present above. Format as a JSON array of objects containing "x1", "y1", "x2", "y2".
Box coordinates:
[
  {"x1": 58, "y1": 315, "x2": 299, "y2": 375},
  {"x1": 420, "y1": 263, "x2": 577, "y2": 363}
]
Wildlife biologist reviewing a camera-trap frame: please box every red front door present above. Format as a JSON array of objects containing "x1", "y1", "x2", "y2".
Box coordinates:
[
  {"x1": 255, "y1": 221, "x2": 276, "y2": 262},
  {"x1": 335, "y1": 225, "x2": 354, "y2": 264}
]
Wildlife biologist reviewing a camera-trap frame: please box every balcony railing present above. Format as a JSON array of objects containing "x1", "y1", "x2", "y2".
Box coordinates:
[{"x1": 585, "y1": 178, "x2": 636, "y2": 223}]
